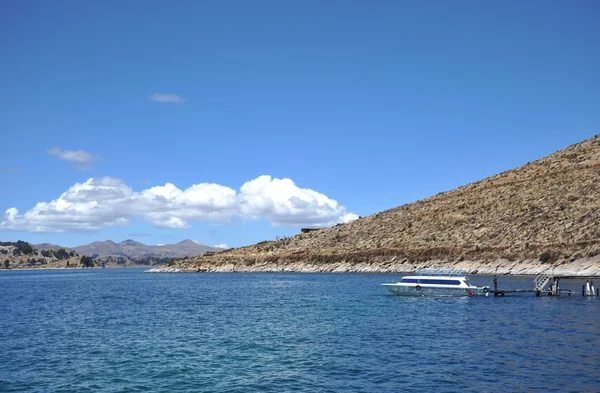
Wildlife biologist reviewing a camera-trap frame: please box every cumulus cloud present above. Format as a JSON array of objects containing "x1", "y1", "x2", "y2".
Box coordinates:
[
  {"x1": 239, "y1": 176, "x2": 353, "y2": 227},
  {"x1": 0, "y1": 175, "x2": 357, "y2": 233},
  {"x1": 340, "y1": 213, "x2": 360, "y2": 223},
  {"x1": 47, "y1": 147, "x2": 101, "y2": 170},
  {"x1": 214, "y1": 244, "x2": 229, "y2": 249},
  {"x1": 149, "y1": 93, "x2": 185, "y2": 103}
]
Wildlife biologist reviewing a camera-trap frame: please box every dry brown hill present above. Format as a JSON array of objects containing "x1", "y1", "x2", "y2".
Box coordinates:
[{"x1": 176, "y1": 135, "x2": 600, "y2": 274}]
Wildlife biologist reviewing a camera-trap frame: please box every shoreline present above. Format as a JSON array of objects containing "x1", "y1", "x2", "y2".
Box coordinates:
[
  {"x1": 4, "y1": 255, "x2": 600, "y2": 276},
  {"x1": 171, "y1": 255, "x2": 600, "y2": 276}
]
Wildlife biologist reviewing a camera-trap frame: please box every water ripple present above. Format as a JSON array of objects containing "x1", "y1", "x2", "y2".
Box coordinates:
[{"x1": 1, "y1": 270, "x2": 599, "y2": 392}]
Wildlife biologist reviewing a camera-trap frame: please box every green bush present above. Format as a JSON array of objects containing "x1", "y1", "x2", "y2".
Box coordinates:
[
  {"x1": 80, "y1": 255, "x2": 94, "y2": 268},
  {"x1": 540, "y1": 251, "x2": 553, "y2": 263},
  {"x1": 15, "y1": 241, "x2": 34, "y2": 255},
  {"x1": 53, "y1": 248, "x2": 70, "y2": 260}
]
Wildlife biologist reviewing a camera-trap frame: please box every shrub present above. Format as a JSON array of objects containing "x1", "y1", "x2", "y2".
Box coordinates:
[
  {"x1": 53, "y1": 248, "x2": 70, "y2": 260},
  {"x1": 15, "y1": 241, "x2": 34, "y2": 255},
  {"x1": 539, "y1": 251, "x2": 560, "y2": 263},
  {"x1": 80, "y1": 255, "x2": 94, "y2": 268}
]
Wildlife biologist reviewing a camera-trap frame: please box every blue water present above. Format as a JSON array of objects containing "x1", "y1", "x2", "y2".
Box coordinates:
[{"x1": 1, "y1": 269, "x2": 599, "y2": 392}]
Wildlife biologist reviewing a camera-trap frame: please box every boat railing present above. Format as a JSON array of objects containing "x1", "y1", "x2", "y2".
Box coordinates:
[{"x1": 417, "y1": 268, "x2": 466, "y2": 277}]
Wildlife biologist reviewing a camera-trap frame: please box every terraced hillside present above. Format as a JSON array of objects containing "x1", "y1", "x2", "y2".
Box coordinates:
[{"x1": 176, "y1": 135, "x2": 600, "y2": 274}]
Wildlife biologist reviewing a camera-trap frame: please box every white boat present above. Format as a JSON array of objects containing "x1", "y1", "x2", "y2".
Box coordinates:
[{"x1": 382, "y1": 269, "x2": 489, "y2": 296}]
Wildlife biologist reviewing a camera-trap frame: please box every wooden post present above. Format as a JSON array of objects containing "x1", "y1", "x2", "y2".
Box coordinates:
[{"x1": 494, "y1": 276, "x2": 498, "y2": 296}]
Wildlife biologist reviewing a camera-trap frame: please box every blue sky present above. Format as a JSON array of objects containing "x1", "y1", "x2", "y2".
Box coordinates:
[{"x1": 1, "y1": 0, "x2": 599, "y2": 248}]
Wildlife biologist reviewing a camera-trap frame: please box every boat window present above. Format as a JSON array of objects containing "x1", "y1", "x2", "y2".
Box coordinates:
[{"x1": 401, "y1": 278, "x2": 461, "y2": 285}]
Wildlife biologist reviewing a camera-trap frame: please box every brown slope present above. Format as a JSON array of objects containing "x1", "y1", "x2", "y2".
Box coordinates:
[{"x1": 178, "y1": 135, "x2": 600, "y2": 271}]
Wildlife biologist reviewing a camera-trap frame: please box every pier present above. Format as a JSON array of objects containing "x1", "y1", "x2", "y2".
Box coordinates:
[{"x1": 489, "y1": 272, "x2": 600, "y2": 297}]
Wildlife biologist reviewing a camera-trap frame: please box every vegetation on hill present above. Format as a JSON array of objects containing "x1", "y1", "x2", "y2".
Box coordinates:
[{"x1": 0, "y1": 241, "x2": 81, "y2": 269}]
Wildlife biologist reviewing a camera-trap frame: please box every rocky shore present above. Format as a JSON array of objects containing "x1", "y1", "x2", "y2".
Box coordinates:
[{"x1": 164, "y1": 255, "x2": 600, "y2": 276}]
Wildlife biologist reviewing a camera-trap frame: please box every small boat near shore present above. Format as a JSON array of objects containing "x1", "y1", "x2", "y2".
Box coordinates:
[{"x1": 382, "y1": 269, "x2": 489, "y2": 296}]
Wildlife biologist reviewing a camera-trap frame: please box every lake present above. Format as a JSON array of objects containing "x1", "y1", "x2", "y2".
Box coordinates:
[{"x1": 1, "y1": 269, "x2": 599, "y2": 392}]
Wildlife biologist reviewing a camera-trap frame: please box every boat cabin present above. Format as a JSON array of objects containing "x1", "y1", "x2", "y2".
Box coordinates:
[{"x1": 401, "y1": 268, "x2": 470, "y2": 286}]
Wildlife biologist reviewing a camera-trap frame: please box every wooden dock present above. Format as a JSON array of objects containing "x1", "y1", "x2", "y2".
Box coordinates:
[{"x1": 490, "y1": 274, "x2": 599, "y2": 297}]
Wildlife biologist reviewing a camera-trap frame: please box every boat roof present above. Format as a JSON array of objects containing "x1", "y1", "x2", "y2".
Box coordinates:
[
  {"x1": 416, "y1": 268, "x2": 466, "y2": 277},
  {"x1": 401, "y1": 275, "x2": 467, "y2": 281}
]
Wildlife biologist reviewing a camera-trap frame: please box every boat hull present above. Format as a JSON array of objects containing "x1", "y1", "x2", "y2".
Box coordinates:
[{"x1": 382, "y1": 283, "x2": 489, "y2": 297}]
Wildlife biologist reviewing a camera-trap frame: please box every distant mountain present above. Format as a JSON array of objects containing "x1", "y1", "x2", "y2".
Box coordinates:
[
  {"x1": 35, "y1": 239, "x2": 218, "y2": 259},
  {"x1": 35, "y1": 243, "x2": 64, "y2": 250}
]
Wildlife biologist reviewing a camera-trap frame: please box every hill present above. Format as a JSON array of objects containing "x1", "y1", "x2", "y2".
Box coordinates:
[
  {"x1": 175, "y1": 134, "x2": 600, "y2": 275},
  {"x1": 1, "y1": 241, "x2": 80, "y2": 269}
]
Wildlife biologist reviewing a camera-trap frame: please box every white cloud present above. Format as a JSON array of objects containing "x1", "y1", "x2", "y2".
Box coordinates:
[
  {"x1": 149, "y1": 93, "x2": 185, "y2": 103},
  {"x1": 214, "y1": 244, "x2": 229, "y2": 249},
  {"x1": 0, "y1": 175, "x2": 356, "y2": 233},
  {"x1": 47, "y1": 147, "x2": 101, "y2": 170},
  {"x1": 340, "y1": 213, "x2": 359, "y2": 223},
  {"x1": 239, "y1": 176, "x2": 350, "y2": 227}
]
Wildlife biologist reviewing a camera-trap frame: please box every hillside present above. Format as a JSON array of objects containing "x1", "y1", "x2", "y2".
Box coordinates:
[
  {"x1": 176, "y1": 134, "x2": 600, "y2": 274},
  {"x1": 0, "y1": 241, "x2": 81, "y2": 269}
]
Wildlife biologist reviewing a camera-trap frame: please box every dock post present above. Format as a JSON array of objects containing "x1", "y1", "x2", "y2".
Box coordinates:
[
  {"x1": 494, "y1": 276, "x2": 498, "y2": 297},
  {"x1": 586, "y1": 281, "x2": 592, "y2": 296}
]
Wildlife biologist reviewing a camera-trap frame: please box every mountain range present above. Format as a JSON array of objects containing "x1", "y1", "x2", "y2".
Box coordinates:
[{"x1": 36, "y1": 239, "x2": 219, "y2": 259}]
